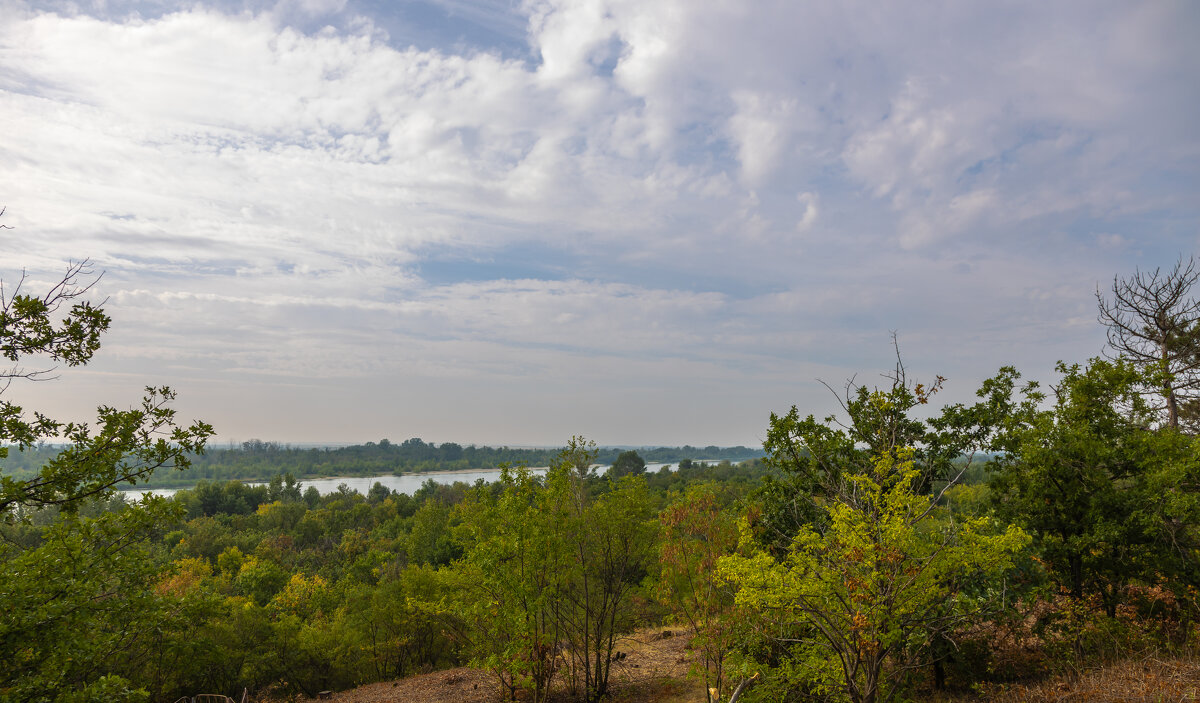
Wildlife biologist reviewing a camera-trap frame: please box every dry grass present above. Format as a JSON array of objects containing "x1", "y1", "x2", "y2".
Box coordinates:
[
  {"x1": 600, "y1": 627, "x2": 707, "y2": 703},
  {"x1": 929, "y1": 656, "x2": 1200, "y2": 703},
  {"x1": 287, "y1": 633, "x2": 1199, "y2": 703}
]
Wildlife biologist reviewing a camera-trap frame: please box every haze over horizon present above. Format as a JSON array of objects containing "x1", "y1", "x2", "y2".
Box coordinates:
[{"x1": 3, "y1": 0, "x2": 1198, "y2": 447}]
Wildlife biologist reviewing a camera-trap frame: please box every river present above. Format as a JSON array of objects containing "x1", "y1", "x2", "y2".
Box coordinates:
[{"x1": 121, "y1": 462, "x2": 699, "y2": 500}]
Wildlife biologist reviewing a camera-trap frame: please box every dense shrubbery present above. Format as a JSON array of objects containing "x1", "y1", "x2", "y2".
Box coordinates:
[
  {"x1": 7, "y1": 365, "x2": 1196, "y2": 703},
  {"x1": 2, "y1": 450, "x2": 776, "y2": 701},
  {"x1": 5, "y1": 382, "x2": 1199, "y2": 702}
]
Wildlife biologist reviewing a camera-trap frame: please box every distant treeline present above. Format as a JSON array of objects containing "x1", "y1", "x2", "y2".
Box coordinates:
[{"x1": 1, "y1": 437, "x2": 765, "y2": 488}]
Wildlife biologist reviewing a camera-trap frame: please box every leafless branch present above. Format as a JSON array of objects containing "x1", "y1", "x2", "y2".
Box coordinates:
[{"x1": 1096, "y1": 255, "x2": 1200, "y2": 429}]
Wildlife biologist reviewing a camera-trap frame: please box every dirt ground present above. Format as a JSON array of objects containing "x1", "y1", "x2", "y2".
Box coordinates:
[
  {"x1": 298, "y1": 636, "x2": 1200, "y2": 703},
  {"x1": 308, "y1": 628, "x2": 706, "y2": 703}
]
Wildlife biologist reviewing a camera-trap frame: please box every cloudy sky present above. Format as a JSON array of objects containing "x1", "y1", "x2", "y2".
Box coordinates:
[{"x1": 2, "y1": 0, "x2": 1197, "y2": 447}]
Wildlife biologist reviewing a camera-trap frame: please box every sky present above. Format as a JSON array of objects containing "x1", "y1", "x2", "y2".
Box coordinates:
[{"x1": 1, "y1": 0, "x2": 1198, "y2": 448}]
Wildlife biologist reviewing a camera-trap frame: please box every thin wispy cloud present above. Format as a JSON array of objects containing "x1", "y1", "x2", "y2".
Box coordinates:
[{"x1": 1, "y1": 0, "x2": 1196, "y2": 445}]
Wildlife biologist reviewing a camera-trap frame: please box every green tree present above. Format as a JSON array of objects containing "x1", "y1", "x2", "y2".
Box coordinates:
[
  {"x1": 406, "y1": 498, "x2": 460, "y2": 567},
  {"x1": 656, "y1": 483, "x2": 740, "y2": 703},
  {"x1": 722, "y1": 449, "x2": 1026, "y2": 703},
  {"x1": 0, "y1": 503, "x2": 173, "y2": 702},
  {"x1": 555, "y1": 447, "x2": 657, "y2": 702},
  {"x1": 559, "y1": 434, "x2": 598, "y2": 495},
  {"x1": 608, "y1": 449, "x2": 646, "y2": 479},
  {"x1": 348, "y1": 566, "x2": 457, "y2": 681},
  {"x1": 367, "y1": 480, "x2": 392, "y2": 503},
  {"x1": 755, "y1": 352, "x2": 981, "y2": 557},
  {"x1": 267, "y1": 472, "x2": 303, "y2": 502},
  {"x1": 722, "y1": 365, "x2": 1028, "y2": 703},
  {"x1": 984, "y1": 359, "x2": 1200, "y2": 614},
  {"x1": 237, "y1": 557, "x2": 290, "y2": 606},
  {"x1": 452, "y1": 439, "x2": 657, "y2": 703},
  {"x1": 0, "y1": 262, "x2": 210, "y2": 514},
  {"x1": 0, "y1": 257, "x2": 213, "y2": 702},
  {"x1": 454, "y1": 466, "x2": 571, "y2": 702}
]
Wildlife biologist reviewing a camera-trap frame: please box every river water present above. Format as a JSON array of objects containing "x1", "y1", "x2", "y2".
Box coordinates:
[{"x1": 122, "y1": 462, "x2": 692, "y2": 500}]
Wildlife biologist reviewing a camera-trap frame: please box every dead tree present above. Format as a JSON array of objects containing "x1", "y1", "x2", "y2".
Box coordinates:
[{"x1": 1097, "y1": 255, "x2": 1200, "y2": 431}]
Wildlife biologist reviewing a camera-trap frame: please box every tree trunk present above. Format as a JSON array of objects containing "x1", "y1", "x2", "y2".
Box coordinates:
[
  {"x1": 1162, "y1": 339, "x2": 1180, "y2": 429},
  {"x1": 1070, "y1": 554, "x2": 1084, "y2": 599}
]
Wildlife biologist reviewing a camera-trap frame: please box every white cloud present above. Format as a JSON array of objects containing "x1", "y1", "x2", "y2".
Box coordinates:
[
  {"x1": 727, "y1": 90, "x2": 800, "y2": 187},
  {"x1": 0, "y1": 0, "x2": 1195, "y2": 443},
  {"x1": 795, "y1": 191, "x2": 819, "y2": 232}
]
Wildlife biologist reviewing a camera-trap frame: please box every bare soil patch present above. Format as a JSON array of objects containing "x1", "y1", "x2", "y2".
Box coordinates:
[
  {"x1": 313, "y1": 667, "x2": 495, "y2": 703},
  {"x1": 300, "y1": 627, "x2": 704, "y2": 703}
]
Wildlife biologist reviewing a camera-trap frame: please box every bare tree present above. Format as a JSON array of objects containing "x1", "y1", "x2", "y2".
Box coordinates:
[{"x1": 1096, "y1": 255, "x2": 1200, "y2": 430}]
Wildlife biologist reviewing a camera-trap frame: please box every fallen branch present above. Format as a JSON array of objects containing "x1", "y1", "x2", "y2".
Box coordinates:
[{"x1": 728, "y1": 672, "x2": 760, "y2": 703}]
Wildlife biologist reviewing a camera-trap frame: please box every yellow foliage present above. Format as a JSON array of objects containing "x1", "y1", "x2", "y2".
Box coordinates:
[{"x1": 156, "y1": 556, "x2": 212, "y2": 597}]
